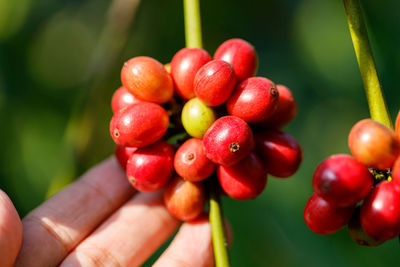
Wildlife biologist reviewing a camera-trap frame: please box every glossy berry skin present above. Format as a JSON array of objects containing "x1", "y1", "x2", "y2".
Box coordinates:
[
  {"x1": 126, "y1": 141, "x2": 174, "y2": 192},
  {"x1": 171, "y1": 48, "x2": 211, "y2": 100},
  {"x1": 255, "y1": 130, "x2": 303, "y2": 178},
  {"x1": 304, "y1": 193, "x2": 354, "y2": 235},
  {"x1": 193, "y1": 60, "x2": 236, "y2": 106},
  {"x1": 312, "y1": 154, "x2": 372, "y2": 207},
  {"x1": 259, "y1": 84, "x2": 297, "y2": 129},
  {"x1": 203, "y1": 116, "x2": 254, "y2": 166},
  {"x1": 348, "y1": 206, "x2": 385, "y2": 247},
  {"x1": 115, "y1": 145, "x2": 137, "y2": 170},
  {"x1": 181, "y1": 98, "x2": 217, "y2": 138},
  {"x1": 111, "y1": 86, "x2": 142, "y2": 113},
  {"x1": 227, "y1": 77, "x2": 279, "y2": 123},
  {"x1": 360, "y1": 181, "x2": 400, "y2": 241},
  {"x1": 214, "y1": 38, "x2": 258, "y2": 81},
  {"x1": 217, "y1": 152, "x2": 267, "y2": 200},
  {"x1": 348, "y1": 119, "x2": 400, "y2": 170},
  {"x1": 121, "y1": 56, "x2": 174, "y2": 104},
  {"x1": 164, "y1": 175, "x2": 206, "y2": 221},
  {"x1": 396, "y1": 110, "x2": 400, "y2": 137},
  {"x1": 110, "y1": 102, "x2": 169, "y2": 147},
  {"x1": 174, "y1": 138, "x2": 215, "y2": 182}
]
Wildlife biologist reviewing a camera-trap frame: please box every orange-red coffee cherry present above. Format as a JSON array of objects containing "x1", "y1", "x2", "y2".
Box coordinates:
[
  {"x1": 214, "y1": 38, "x2": 258, "y2": 81},
  {"x1": 217, "y1": 152, "x2": 267, "y2": 200},
  {"x1": 126, "y1": 141, "x2": 174, "y2": 192},
  {"x1": 110, "y1": 102, "x2": 169, "y2": 147},
  {"x1": 121, "y1": 56, "x2": 174, "y2": 104},
  {"x1": 171, "y1": 48, "x2": 211, "y2": 100},
  {"x1": 164, "y1": 175, "x2": 206, "y2": 221},
  {"x1": 304, "y1": 193, "x2": 354, "y2": 235},
  {"x1": 115, "y1": 145, "x2": 137, "y2": 170},
  {"x1": 395, "y1": 110, "x2": 400, "y2": 138},
  {"x1": 111, "y1": 86, "x2": 142, "y2": 113},
  {"x1": 348, "y1": 119, "x2": 400, "y2": 170},
  {"x1": 174, "y1": 138, "x2": 215, "y2": 182},
  {"x1": 203, "y1": 116, "x2": 254, "y2": 166},
  {"x1": 193, "y1": 59, "x2": 236, "y2": 106},
  {"x1": 227, "y1": 77, "x2": 279, "y2": 123},
  {"x1": 255, "y1": 130, "x2": 302, "y2": 178}
]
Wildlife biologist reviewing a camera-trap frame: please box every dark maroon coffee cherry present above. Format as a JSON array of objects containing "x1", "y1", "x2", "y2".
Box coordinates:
[
  {"x1": 255, "y1": 130, "x2": 302, "y2": 178},
  {"x1": 258, "y1": 84, "x2": 297, "y2": 129},
  {"x1": 304, "y1": 193, "x2": 354, "y2": 235},
  {"x1": 126, "y1": 141, "x2": 174, "y2": 192},
  {"x1": 115, "y1": 145, "x2": 137, "y2": 170},
  {"x1": 312, "y1": 154, "x2": 373, "y2": 207},
  {"x1": 227, "y1": 77, "x2": 278, "y2": 123},
  {"x1": 174, "y1": 138, "x2": 215, "y2": 182},
  {"x1": 193, "y1": 59, "x2": 236, "y2": 106},
  {"x1": 360, "y1": 181, "x2": 400, "y2": 241},
  {"x1": 170, "y1": 48, "x2": 211, "y2": 100},
  {"x1": 203, "y1": 116, "x2": 254, "y2": 166},
  {"x1": 111, "y1": 86, "x2": 143, "y2": 113},
  {"x1": 217, "y1": 152, "x2": 267, "y2": 200},
  {"x1": 214, "y1": 38, "x2": 258, "y2": 81},
  {"x1": 164, "y1": 175, "x2": 206, "y2": 221},
  {"x1": 110, "y1": 102, "x2": 169, "y2": 147},
  {"x1": 121, "y1": 56, "x2": 174, "y2": 104}
]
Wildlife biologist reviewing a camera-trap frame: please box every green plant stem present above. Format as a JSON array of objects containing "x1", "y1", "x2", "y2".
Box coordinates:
[
  {"x1": 183, "y1": 0, "x2": 230, "y2": 266},
  {"x1": 343, "y1": 0, "x2": 392, "y2": 128}
]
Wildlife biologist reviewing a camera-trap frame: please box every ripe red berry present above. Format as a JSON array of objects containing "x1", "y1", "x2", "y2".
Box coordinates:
[
  {"x1": 214, "y1": 38, "x2": 258, "y2": 81},
  {"x1": 395, "y1": 110, "x2": 400, "y2": 138},
  {"x1": 312, "y1": 154, "x2": 373, "y2": 207},
  {"x1": 171, "y1": 48, "x2": 211, "y2": 100},
  {"x1": 360, "y1": 181, "x2": 400, "y2": 241},
  {"x1": 203, "y1": 116, "x2": 254, "y2": 166},
  {"x1": 174, "y1": 138, "x2": 215, "y2": 182},
  {"x1": 164, "y1": 175, "x2": 206, "y2": 221},
  {"x1": 258, "y1": 84, "x2": 297, "y2": 129},
  {"x1": 304, "y1": 193, "x2": 354, "y2": 235},
  {"x1": 193, "y1": 59, "x2": 236, "y2": 106},
  {"x1": 348, "y1": 119, "x2": 400, "y2": 170},
  {"x1": 110, "y1": 102, "x2": 169, "y2": 147},
  {"x1": 126, "y1": 141, "x2": 174, "y2": 192},
  {"x1": 254, "y1": 130, "x2": 302, "y2": 178},
  {"x1": 227, "y1": 77, "x2": 279, "y2": 123},
  {"x1": 115, "y1": 145, "x2": 137, "y2": 170},
  {"x1": 111, "y1": 86, "x2": 142, "y2": 113},
  {"x1": 391, "y1": 156, "x2": 400, "y2": 183},
  {"x1": 217, "y1": 152, "x2": 267, "y2": 200},
  {"x1": 121, "y1": 56, "x2": 174, "y2": 104}
]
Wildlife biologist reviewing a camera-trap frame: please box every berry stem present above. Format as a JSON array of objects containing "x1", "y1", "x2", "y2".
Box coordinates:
[
  {"x1": 343, "y1": 0, "x2": 392, "y2": 128},
  {"x1": 183, "y1": 0, "x2": 230, "y2": 266}
]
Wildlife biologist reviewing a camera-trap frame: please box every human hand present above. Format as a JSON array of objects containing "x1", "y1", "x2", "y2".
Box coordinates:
[{"x1": 1, "y1": 157, "x2": 215, "y2": 266}]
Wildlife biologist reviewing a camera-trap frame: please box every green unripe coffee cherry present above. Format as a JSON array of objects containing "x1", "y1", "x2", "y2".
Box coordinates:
[{"x1": 181, "y1": 98, "x2": 217, "y2": 138}]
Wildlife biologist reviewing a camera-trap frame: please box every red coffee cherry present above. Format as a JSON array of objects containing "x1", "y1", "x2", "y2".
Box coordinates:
[
  {"x1": 214, "y1": 38, "x2": 258, "y2": 81},
  {"x1": 121, "y1": 56, "x2": 174, "y2": 104},
  {"x1": 174, "y1": 138, "x2": 215, "y2": 182},
  {"x1": 126, "y1": 141, "x2": 174, "y2": 192},
  {"x1": 360, "y1": 181, "x2": 400, "y2": 241},
  {"x1": 217, "y1": 152, "x2": 267, "y2": 200},
  {"x1": 226, "y1": 77, "x2": 279, "y2": 123},
  {"x1": 111, "y1": 86, "x2": 142, "y2": 113},
  {"x1": 115, "y1": 145, "x2": 137, "y2": 170},
  {"x1": 164, "y1": 175, "x2": 206, "y2": 221},
  {"x1": 254, "y1": 130, "x2": 302, "y2": 178},
  {"x1": 391, "y1": 156, "x2": 400, "y2": 183},
  {"x1": 203, "y1": 116, "x2": 254, "y2": 166},
  {"x1": 395, "y1": 110, "x2": 400, "y2": 138},
  {"x1": 110, "y1": 102, "x2": 169, "y2": 147},
  {"x1": 171, "y1": 48, "x2": 211, "y2": 100},
  {"x1": 259, "y1": 84, "x2": 297, "y2": 129},
  {"x1": 304, "y1": 193, "x2": 354, "y2": 235},
  {"x1": 312, "y1": 154, "x2": 373, "y2": 207},
  {"x1": 348, "y1": 119, "x2": 400, "y2": 170},
  {"x1": 193, "y1": 59, "x2": 236, "y2": 106}
]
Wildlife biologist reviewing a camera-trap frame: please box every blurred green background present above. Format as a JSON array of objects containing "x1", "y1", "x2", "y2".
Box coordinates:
[{"x1": 1, "y1": 0, "x2": 400, "y2": 266}]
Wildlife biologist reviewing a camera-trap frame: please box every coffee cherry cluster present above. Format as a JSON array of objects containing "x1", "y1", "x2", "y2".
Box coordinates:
[
  {"x1": 304, "y1": 114, "x2": 400, "y2": 246},
  {"x1": 110, "y1": 38, "x2": 303, "y2": 222}
]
